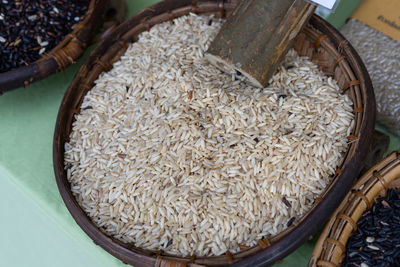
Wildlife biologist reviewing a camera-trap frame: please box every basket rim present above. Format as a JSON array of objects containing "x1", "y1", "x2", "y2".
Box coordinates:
[
  {"x1": 53, "y1": 1, "x2": 376, "y2": 266},
  {"x1": 310, "y1": 150, "x2": 400, "y2": 267},
  {"x1": 0, "y1": 0, "x2": 107, "y2": 93}
]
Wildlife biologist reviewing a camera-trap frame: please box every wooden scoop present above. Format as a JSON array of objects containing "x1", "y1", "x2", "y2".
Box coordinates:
[{"x1": 205, "y1": 0, "x2": 316, "y2": 88}]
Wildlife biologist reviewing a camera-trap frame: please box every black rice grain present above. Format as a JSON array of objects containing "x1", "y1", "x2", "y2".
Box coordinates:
[
  {"x1": 166, "y1": 239, "x2": 173, "y2": 247},
  {"x1": 0, "y1": 0, "x2": 89, "y2": 73},
  {"x1": 287, "y1": 216, "x2": 295, "y2": 227},
  {"x1": 282, "y1": 196, "x2": 291, "y2": 208},
  {"x1": 342, "y1": 189, "x2": 400, "y2": 267},
  {"x1": 278, "y1": 94, "x2": 287, "y2": 99}
]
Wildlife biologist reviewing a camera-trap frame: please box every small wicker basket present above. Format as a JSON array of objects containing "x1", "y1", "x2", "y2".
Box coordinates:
[
  {"x1": 0, "y1": 0, "x2": 109, "y2": 93},
  {"x1": 53, "y1": 0, "x2": 376, "y2": 266},
  {"x1": 309, "y1": 150, "x2": 400, "y2": 267}
]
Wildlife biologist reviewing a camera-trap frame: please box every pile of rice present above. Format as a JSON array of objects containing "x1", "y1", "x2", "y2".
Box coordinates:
[
  {"x1": 65, "y1": 14, "x2": 354, "y2": 257},
  {"x1": 341, "y1": 19, "x2": 400, "y2": 136}
]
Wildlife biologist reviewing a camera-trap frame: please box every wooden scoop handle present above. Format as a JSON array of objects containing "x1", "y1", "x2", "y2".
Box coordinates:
[{"x1": 206, "y1": 0, "x2": 316, "y2": 88}]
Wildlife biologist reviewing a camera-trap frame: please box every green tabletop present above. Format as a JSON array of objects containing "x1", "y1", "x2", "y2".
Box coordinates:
[{"x1": 0, "y1": 1, "x2": 399, "y2": 267}]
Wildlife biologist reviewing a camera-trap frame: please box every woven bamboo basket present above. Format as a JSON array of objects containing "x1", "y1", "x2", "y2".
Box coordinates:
[
  {"x1": 53, "y1": 0, "x2": 376, "y2": 266},
  {"x1": 0, "y1": 0, "x2": 109, "y2": 93},
  {"x1": 310, "y1": 150, "x2": 400, "y2": 267}
]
